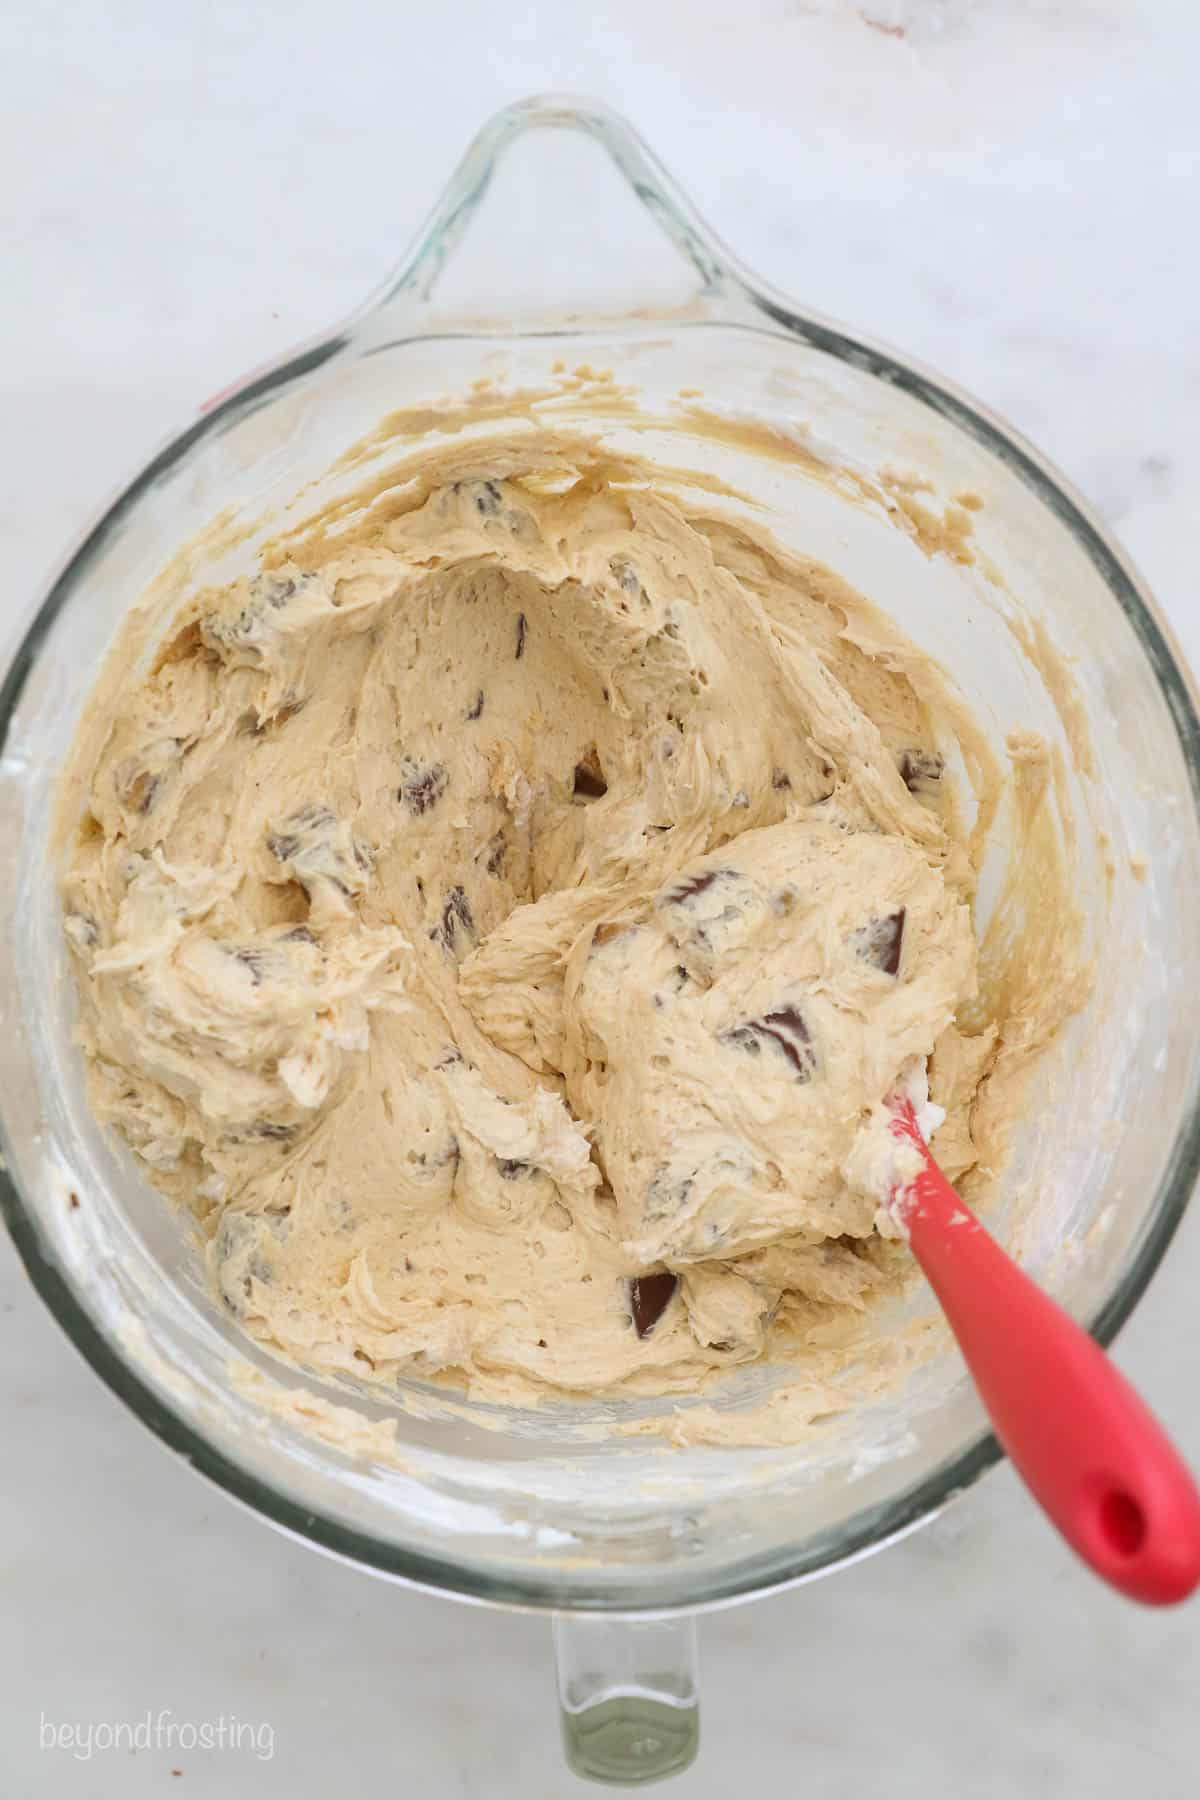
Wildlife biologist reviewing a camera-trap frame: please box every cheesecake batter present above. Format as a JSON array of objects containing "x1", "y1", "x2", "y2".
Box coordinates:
[{"x1": 58, "y1": 426, "x2": 1071, "y2": 1406}]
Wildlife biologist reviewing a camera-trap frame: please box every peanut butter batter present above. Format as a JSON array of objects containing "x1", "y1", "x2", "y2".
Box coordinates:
[{"x1": 58, "y1": 427, "x2": 1075, "y2": 1407}]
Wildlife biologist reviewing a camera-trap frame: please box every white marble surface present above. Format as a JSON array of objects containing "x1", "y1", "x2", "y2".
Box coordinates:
[{"x1": 3, "y1": 1, "x2": 1199, "y2": 1792}]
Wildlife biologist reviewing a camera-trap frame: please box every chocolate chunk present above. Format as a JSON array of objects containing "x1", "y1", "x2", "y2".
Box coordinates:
[
  {"x1": 664, "y1": 866, "x2": 733, "y2": 905},
  {"x1": 466, "y1": 690, "x2": 485, "y2": 721},
  {"x1": 722, "y1": 1005, "x2": 816, "y2": 1081},
  {"x1": 629, "y1": 1272, "x2": 678, "y2": 1338},
  {"x1": 496, "y1": 1158, "x2": 535, "y2": 1181},
  {"x1": 399, "y1": 760, "x2": 450, "y2": 816},
  {"x1": 439, "y1": 885, "x2": 475, "y2": 953},
  {"x1": 119, "y1": 768, "x2": 159, "y2": 814},
  {"x1": 514, "y1": 612, "x2": 527, "y2": 659},
  {"x1": 771, "y1": 768, "x2": 792, "y2": 792},
  {"x1": 610, "y1": 557, "x2": 641, "y2": 598},
  {"x1": 230, "y1": 945, "x2": 268, "y2": 985},
  {"x1": 653, "y1": 964, "x2": 691, "y2": 1009},
  {"x1": 645, "y1": 1167, "x2": 693, "y2": 1221},
  {"x1": 898, "y1": 749, "x2": 945, "y2": 792},
  {"x1": 573, "y1": 758, "x2": 608, "y2": 799},
  {"x1": 266, "y1": 803, "x2": 339, "y2": 867},
  {"x1": 64, "y1": 911, "x2": 99, "y2": 949},
  {"x1": 251, "y1": 569, "x2": 312, "y2": 611},
  {"x1": 452, "y1": 477, "x2": 503, "y2": 516},
  {"x1": 852, "y1": 908, "x2": 906, "y2": 976},
  {"x1": 404, "y1": 1137, "x2": 460, "y2": 1181},
  {"x1": 484, "y1": 835, "x2": 507, "y2": 876}
]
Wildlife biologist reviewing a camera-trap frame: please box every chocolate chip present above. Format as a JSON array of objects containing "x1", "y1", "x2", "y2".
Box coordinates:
[
  {"x1": 573, "y1": 758, "x2": 607, "y2": 799},
  {"x1": 645, "y1": 1167, "x2": 693, "y2": 1221},
  {"x1": 266, "y1": 803, "x2": 337, "y2": 867},
  {"x1": 610, "y1": 557, "x2": 641, "y2": 598},
  {"x1": 230, "y1": 945, "x2": 268, "y2": 984},
  {"x1": 898, "y1": 749, "x2": 945, "y2": 792},
  {"x1": 496, "y1": 1158, "x2": 534, "y2": 1181},
  {"x1": 399, "y1": 760, "x2": 449, "y2": 816},
  {"x1": 722, "y1": 1005, "x2": 816, "y2": 1081},
  {"x1": 653, "y1": 963, "x2": 691, "y2": 1009},
  {"x1": 251, "y1": 1121, "x2": 296, "y2": 1142},
  {"x1": 852, "y1": 908, "x2": 905, "y2": 975},
  {"x1": 120, "y1": 768, "x2": 159, "y2": 814},
  {"x1": 466, "y1": 690, "x2": 485, "y2": 721},
  {"x1": 629, "y1": 1272, "x2": 678, "y2": 1338},
  {"x1": 439, "y1": 885, "x2": 474, "y2": 954},
  {"x1": 771, "y1": 768, "x2": 792, "y2": 792},
  {"x1": 515, "y1": 613, "x2": 527, "y2": 659},
  {"x1": 284, "y1": 925, "x2": 316, "y2": 944},
  {"x1": 252, "y1": 570, "x2": 312, "y2": 610},
  {"x1": 664, "y1": 866, "x2": 733, "y2": 905},
  {"x1": 484, "y1": 835, "x2": 506, "y2": 876},
  {"x1": 65, "y1": 911, "x2": 99, "y2": 949},
  {"x1": 453, "y1": 477, "x2": 503, "y2": 516}
]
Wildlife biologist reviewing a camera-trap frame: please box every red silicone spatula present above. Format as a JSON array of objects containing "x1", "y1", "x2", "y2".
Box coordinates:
[{"x1": 890, "y1": 1096, "x2": 1200, "y2": 1604}]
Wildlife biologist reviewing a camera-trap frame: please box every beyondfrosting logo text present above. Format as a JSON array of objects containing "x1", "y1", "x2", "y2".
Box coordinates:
[{"x1": 39, "y1": 1710, "x2": 276, "y2": 1762}]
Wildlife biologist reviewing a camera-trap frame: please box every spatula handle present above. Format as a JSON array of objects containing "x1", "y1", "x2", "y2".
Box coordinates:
[{"x1": 893, "y1": 1102, "x2": 1200, "y2": 1604}]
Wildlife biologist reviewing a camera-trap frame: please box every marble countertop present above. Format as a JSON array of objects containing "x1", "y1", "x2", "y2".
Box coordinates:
[{"x1": 4, "y1": 1, "x2": 1198, "y2": 1793}]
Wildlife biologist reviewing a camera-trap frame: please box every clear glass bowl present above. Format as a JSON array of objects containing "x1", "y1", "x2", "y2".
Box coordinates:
[{"x1": 3, "y1": 96, "x2": 1199, "y2": 1784}]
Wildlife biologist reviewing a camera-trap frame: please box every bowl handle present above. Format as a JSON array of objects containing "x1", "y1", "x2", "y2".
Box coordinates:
[
  {"x1": 552, "y1": 1611, "x2": 700, "y2": 1784},
  {"x1": 356, "y1": 93, "x2": 742, "y2": 320}
]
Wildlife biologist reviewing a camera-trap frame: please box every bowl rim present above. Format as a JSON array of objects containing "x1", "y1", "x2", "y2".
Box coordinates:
[{"x1": 3, "y1": 96, "x2": 1200, "y2": 1614}]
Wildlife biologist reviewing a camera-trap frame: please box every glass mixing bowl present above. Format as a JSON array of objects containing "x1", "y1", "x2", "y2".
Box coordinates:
[{"x1": 3, "y1": 96, "x2": 1199, "y2": 1785}]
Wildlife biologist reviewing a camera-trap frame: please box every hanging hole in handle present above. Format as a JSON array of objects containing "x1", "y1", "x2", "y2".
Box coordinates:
[
  {"x1": 1098, "y1": 1489, "x2": 1148, "y2": 1557},
  {"x1": 364, "y1": 95, "x2": 736, "y2": 323}
]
